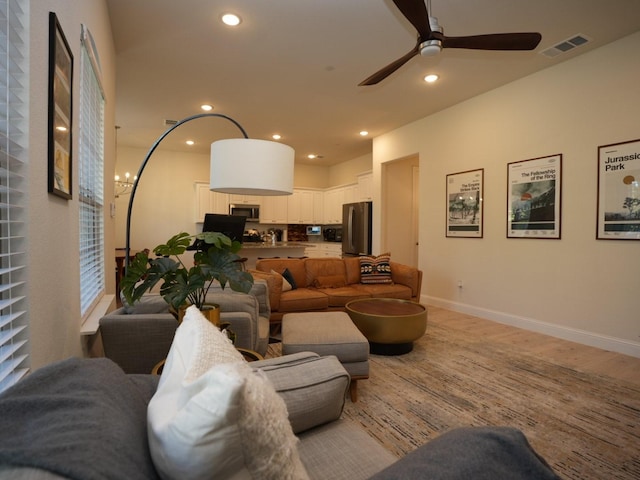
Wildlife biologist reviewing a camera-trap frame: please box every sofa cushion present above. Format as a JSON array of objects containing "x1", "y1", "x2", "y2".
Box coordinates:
[
  {"x1": 279, "y1": 288, "x2": 330, "y2": 312},
  {"x1": 314, "y1": 286, "x2": 371, "y2": 307},
  {"x1": 147, "y1": 306, "x2": 307, "y2": 480},
  {"x1": 252, "y1": 353, "x2": 350, "y2": 434},
  {"x1": 122, "y1": 293, "x2": 170, "y2": 314},
  {"x1": 297, "y1": 419, "x2": 397, "y2": 480},
  {"x1": 304, "y1": 258, "x2": 347, "y2": 286},
  {"x1": 311, "y1": 275, "x2": 347, "y2": 289},
  {"x1": 0, "y1": 357, "x2": 160, "y2": 480},
  {"x1": 352, "y1": 283, "x2": 413, "y2": 300},
  {"x1": 343, "y1": 256, "x2": 362, "y2": 284},
  {"x1": 360, "y1": 253, "x2": 393, "y2": 284}
]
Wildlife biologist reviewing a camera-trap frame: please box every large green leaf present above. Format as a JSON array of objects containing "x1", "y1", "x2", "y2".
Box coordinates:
[
  {"x1": 120, "y1": 231, "x2": 253, "y2": 311},
  {"x1": 153, "y1": 232, "x2": 193, "y2": 257}
]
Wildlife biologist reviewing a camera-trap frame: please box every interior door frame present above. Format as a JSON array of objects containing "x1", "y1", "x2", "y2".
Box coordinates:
[{"x1": 381, "y1": 155, "x2": 419, "y2": 268}]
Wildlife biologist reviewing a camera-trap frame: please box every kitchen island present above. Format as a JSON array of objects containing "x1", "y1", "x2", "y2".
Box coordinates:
[{"x1": 240, "y1": 242, "x2": 308, "y2": 270}]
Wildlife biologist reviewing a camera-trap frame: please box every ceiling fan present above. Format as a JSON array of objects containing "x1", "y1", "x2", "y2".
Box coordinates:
[{"x1": 359, "y1": 0, "x2": 542, "y2": 86}]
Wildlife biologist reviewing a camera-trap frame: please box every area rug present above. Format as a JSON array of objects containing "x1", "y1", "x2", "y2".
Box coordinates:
[{"x1": 266, "y1": 313, "x2": 640, "y2": 479}]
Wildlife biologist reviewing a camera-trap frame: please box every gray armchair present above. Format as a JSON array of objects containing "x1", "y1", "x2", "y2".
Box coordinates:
[{"x1": 100, "y1": 280, "x2": 270, "y2": 374}]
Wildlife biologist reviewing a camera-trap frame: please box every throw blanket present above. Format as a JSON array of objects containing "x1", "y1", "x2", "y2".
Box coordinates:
[{"x1": 0, "y1": 357, "x2": 160, "y2": 480}]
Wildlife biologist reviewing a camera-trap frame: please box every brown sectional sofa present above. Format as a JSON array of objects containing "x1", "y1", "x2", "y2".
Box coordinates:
[{"x1": 251, "y1": 256, "x2": 422, "y2": 322}]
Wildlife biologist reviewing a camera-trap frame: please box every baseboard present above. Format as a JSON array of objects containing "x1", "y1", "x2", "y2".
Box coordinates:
[{"x1": 423, "y1": 295, "x2": 640, "y2": 359}]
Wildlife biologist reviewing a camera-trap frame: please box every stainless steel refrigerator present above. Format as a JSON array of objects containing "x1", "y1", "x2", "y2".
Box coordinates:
[{"x1": 342, "y1": 201, "x2": 372, "y2": 256}]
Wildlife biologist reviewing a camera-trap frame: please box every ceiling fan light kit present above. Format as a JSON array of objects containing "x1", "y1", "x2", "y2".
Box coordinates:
[
  {"x1": 360, "y1": 0, "x2": 542, "y2": 85},
  {"x1": 420, "y1": 39, "x2": 442, "y2": 56}
]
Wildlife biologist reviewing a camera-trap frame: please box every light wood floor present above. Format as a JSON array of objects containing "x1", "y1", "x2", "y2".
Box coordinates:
[{"x1": 428, "y1": 306, "x2": 640, "y2": 386}]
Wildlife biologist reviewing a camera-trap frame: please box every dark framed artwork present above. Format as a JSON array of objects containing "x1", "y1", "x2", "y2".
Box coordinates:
[
  {"x1": 446, "y1": 168, "x2": 484, "y2": 238},
  {"x1": 597, "y1": 138, "x2": 640, "y2": 240},
  {"x1": 47, "y1": 12, "x2": 73, "y2": 199},
  {"x1": 507, "y1": 154, "x2": 562, "y2": 239}
]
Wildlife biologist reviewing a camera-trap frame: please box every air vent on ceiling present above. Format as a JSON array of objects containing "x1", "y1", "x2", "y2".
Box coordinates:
[
  {"x1": 540, "y1": 34, "x2": 591, "y2": 58},
  {"x1": 164, "y1": 119, "x2": 178, "y2": 126}
]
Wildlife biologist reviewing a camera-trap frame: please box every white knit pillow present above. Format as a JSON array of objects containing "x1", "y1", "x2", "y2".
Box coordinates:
[{"x1": 147, "y1": 306, "x2": 308, "y2": 480}]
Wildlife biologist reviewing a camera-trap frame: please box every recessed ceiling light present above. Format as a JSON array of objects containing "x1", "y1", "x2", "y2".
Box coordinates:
[
  {"x1": 307, "y1": 154, "x2": 317, "y2": 159},
  {"x1": 221, "y1": 13, "x2": 241, "y2": 26},
  {"x1": 186, "y1": 140, "x2": 195, "y2": 146},
  {"x1": 359, "y1": 131, "x2": 369, "y2": 136},
  {"x1": 201, "y1": 104, "x2": 213, "y2": 111},
  {"x1": 272, "y1": 134, "x2": 282, "y2": 140},
  {"x1": 424, "y1": 74, "x2": 439, "y2": 83}
]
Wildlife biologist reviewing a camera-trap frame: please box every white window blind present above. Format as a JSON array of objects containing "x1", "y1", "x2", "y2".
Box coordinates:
[
  {"x1": 0, "y1": 0, "x2": 29, "y2": 393},
  {"x1": 78, "y1": 25, "x2": 105, "y2": 317}
]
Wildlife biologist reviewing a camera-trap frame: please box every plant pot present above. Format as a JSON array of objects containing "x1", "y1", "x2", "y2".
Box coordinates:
[{"x1": 177, "y1": 303, "x2": 221, "y2": 326}]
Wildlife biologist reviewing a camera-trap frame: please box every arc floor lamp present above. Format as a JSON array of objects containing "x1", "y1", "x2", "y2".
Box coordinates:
[{"x1": 124, "y1": 112, "x2": 294, "y2": 269}]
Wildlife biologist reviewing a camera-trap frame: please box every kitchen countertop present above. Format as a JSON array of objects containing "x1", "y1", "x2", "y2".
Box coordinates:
[{"x1": 239, "y1": 242, "x2": 308, "y2": 249}]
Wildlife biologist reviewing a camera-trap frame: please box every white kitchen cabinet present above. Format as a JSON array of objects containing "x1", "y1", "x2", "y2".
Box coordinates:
[
  {"x1": 319, "y1": 242, "x2": 342, "y2": 257},
  {"x1": 195, "y1": 182, "x2": 229, "y2": 221},
  {"x1": 312, "y1": 190, "x2": 324, "y2": 223},
  {"x1": 260, "y1": 195, "x2": 288, "y2": 224},
  {"x1": 323, "y1": 187, "x2": 343, "y2": 224},
  {"x1": 304, "y1": 242, "x2": 342, "y2": 258},
  {"x1": 228, "y1": 194, "x2": 262, "y2": 205},
  {"x1": 288, "y1": 189, "x2": 315, "y2": 224},
  {"x1": 324, "y1": 184, "x2": 359, "y2": 224},
  {"x1": 303, "y1": 244, "x2": 319, "y2": 258},
  {"x1": 343, "y1": 184, "x2": 358, "y2": 205},
  {"x1": 357, "y1": 172, "x2": 373, "y2": 201}
]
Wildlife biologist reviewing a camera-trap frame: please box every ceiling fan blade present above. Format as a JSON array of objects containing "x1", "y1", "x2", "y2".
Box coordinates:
[
  {"x1": 441, "y1": 32, "x2": 542, "y2": 51},
  {"x1": 392, "y1": 0, "x2": 432, "y2": 38},
  {"x1": 359, "y1": 44, "x2": 420, "y2": 86}
]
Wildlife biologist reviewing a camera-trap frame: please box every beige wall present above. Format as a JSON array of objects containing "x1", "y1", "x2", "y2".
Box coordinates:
[
  {"x1": 373, "y1": 32, "x2": 640, "y2": 356},
  {"x1": 28, "y1": 1, "x2": 116, "y2": 369},
  {"x1": 114, "y1": 146, "x2": 211, "y2": 249},
  {"x1": 293, "y1": 163, "x2": 330, "y2": 189},
  {"x1": 328, "y1": 153, "x2": 372, "y2": 186}
]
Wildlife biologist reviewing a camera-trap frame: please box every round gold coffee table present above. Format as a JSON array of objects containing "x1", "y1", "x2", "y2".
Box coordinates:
[{"x1": 345, "y1": 298, "x2": 427, "y2": 355}]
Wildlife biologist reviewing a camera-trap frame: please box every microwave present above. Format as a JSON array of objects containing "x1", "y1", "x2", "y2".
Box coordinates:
[{"x1": 229, "y1": 204, "x2": 260, "y2": 222}]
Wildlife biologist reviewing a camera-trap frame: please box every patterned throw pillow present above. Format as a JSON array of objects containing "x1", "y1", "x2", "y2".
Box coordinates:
[
  {"x1": 282, "y1": 268, "x2": 297, "y2": 290},
  {"x1": 360, "y1": 253, "x2": 393, "y2": 284}
]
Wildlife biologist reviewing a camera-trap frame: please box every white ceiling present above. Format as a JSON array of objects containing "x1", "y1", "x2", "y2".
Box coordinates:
[{"x1": 106, "y1": 0, "x2": 640, "y2": 166}]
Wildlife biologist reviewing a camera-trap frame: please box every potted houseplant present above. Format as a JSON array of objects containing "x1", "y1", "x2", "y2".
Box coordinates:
[{"x1": 120, "y1": 231, "x2": 253, "y2": 324}]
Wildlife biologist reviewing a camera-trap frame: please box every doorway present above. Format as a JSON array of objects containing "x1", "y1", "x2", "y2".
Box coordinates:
[{"x1": 381, "y1": 155, "x2": 419, "y2": 267}]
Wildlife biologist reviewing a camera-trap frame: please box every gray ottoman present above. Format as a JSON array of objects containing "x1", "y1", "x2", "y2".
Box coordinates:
[{"x1": 282, "y1": 311, "x2": 369, "y2": 401}]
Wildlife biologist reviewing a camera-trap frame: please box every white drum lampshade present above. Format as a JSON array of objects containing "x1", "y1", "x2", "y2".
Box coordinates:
[{"x1": 210, "y1": 138, "x2": 294, "y2": 195}]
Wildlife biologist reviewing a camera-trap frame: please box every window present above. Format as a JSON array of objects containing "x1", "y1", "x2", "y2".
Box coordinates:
[
  {"x1": 0, "y1": 0, "x2": 29, "y2": 393},
  {"x1": 78, "y1": 25, "x2": 105, "y2": 317}
]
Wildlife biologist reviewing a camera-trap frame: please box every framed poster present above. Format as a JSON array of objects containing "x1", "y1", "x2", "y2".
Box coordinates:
[
  {"x1": 446, "y1": 168, "x2": 483, "y2": 238},
  {"x1": 47, "y1": 12, "x2": 73, "y2": 199},
  {"x1": 597, "y1": 138, "x2": 640, "y2": 240},
  {"x1": 507, "y1": 154, "x2": 562, "y2": 239}
]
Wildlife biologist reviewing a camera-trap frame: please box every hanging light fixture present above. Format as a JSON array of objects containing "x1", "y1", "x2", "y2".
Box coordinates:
[{"x1": 114, "y1": 171, "x2": 136, "y2": 197}]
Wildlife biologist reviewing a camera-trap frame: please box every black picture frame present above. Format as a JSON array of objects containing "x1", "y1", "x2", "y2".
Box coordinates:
[
  {"x1": 507, "y1": 154, "x2": 562, "y2": 239},
  {"x1": 47, "y1": 12, "x2": 73, "y2": 199},
  {"x1": 596, "y1": 138, "x2": 640, "y2": 240},
  {"x1": 446, "y1": 168, "x2": 484, "y2": 238}
]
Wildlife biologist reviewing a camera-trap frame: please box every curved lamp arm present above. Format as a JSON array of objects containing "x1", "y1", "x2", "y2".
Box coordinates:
[{"x1": 124, "y1": 113, "x2": 249, "y2": 270}]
